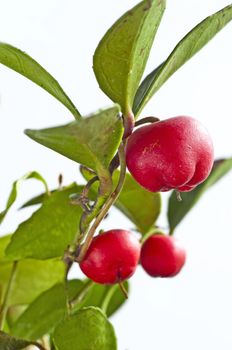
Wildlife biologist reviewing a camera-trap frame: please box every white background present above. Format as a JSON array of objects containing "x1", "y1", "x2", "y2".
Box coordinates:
[{"x1": 0, "y1": 1, "x2": 232, "y2": 349}]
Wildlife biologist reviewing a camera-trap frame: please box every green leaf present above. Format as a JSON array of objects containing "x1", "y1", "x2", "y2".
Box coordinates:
[
  {"x1": 19, "y1": 192, "x2": 54, "y2": 209},
  {"x1": 53, "y1": 307, "x2": 117, "y2": 350},
  {"x1": 0, "y1": 171, "x2": 48, "y2": 225},
  {"x1": 0, "y1": 239, "x2": 65, "y2": 305},
  {"x1": 9, "y1": 257, "x2": 65, "y2": 305},
  {"x1": 0, "y1": 235, "x2": 11, "y2": 260},
  {"x1": 0, "y1": 331, "x2": 34, "y2": 350},
  {"x1": 82, "y1": 168, "x2": 161, "y2": 234},
  {"x1": 93, "y1": 0, "x2": 166, "y2": 114},
  {"x1": 10, "y1": 282, "x2": 79, "y2": 341},
  {"x1": 9, "y1": 277, "x2": 128, "y2": 340},
  {"x1": 25, "y1": 105, "x2": 123, "y2": 176},
  {"x1": 5, "y1": 184, "x2": 83, "y2": 260},
  {"x1": 115, "y1": 172, "x2": 161, "y2": 234},
  {"x1": 134, "y1": 4, "x2": 232, "y2": 117},
  {"x1": 81, "y1": 281, "x2": 129, "y2": 318},
  {"x1": 168, "y1": 158, "x2": 232, "y2": 233},
  {"x1": 133, "y1": 62, "x2": 163, "y2": 116},
  {"x1": 6, "y1": 306, "x2": 28, "y2": 330},
  {"x1": 0, "y1": 43, "x2": 81, "y2": 119}
]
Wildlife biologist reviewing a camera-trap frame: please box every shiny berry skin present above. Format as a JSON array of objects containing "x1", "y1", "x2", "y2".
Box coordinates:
[
  {"x1": 79, "y1": 229, "x2": 141, "y2": 284},
  {"x1": 126, "y1": 116, "x2": 214, "y2": 192},
  {"x1": 141, "y1": 234, "x2": 186, "y2": 277}
]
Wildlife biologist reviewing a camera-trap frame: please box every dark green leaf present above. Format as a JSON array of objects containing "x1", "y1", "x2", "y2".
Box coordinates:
[
  {"x1": 0, "y1": 252, "x2": 65, "y2": 306},
  {"x1": 53, "y1": 307, "x2": 117, "y2": 350},
  {"x1": 93, "y1": 0, "x2": 166, "y2": 114},
  {"x1": 25, "y1": 105, "x2": 123, "y2": 177},
  {"x1": 0, "y1": 43, "x2": 81, "y2": 119},
  {"x1": 5, "y1": 184, "x2": 82, "y2": 260},
  {"x1": 10, "y1": 281, "x2": 80, "y2": 341},
  {"x1": 0, "y1": 331, "x2": 33, "y2": 350},
  {"x1": 82, "y1": 169, "x2": 161, "y2": 234},
  {"x1": 134, "y1": 4, "x2": 232, "y2": 117},
  {"x1": 0, "y1": 171, "x2": 48, "y2": 225},
  {"x1": 168, "y1": 158, "x2": 232, "y2": 233}
]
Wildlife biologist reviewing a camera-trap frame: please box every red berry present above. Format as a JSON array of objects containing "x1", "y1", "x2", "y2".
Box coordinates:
[
  {"x1": 79, "y1": 229, "x2": 141, "y2": 284},
  {"x1": 140, "y1": 234, "x2": 186, "y2": 277},
  {"x1": 126, "y1": 116, "x2": 214, "y2": 192}
]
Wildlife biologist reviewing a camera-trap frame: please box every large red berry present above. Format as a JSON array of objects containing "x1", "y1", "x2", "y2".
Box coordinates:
[
  {"x1": 126, "y1": 116, "x2": 214, "y2": 192},
  {"x1": 79, "y1": 229, "x2": 141, "y2": 284},
  {"x1": 141, "y1": 234, "x2": 186, "y2": 277}
]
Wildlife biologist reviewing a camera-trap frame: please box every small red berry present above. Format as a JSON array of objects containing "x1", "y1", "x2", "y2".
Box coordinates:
[
  {"x1": 140, "y1": 234, "x2": 186, "y2": 277},
  {"x1": 126, "y1": 116, "x2": 214, "y2": 192},
  {"x1": 79, "y1": 229, "x2": 141, "y2": 284}
]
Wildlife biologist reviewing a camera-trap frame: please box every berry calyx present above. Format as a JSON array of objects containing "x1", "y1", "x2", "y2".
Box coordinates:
[
  {"x1": 79, "y1": 229, "x2": 141, "y2": 284},
  {"x1": 126, "y1": 116, "x2": 214, "y2": 192},
  {"x1": 140, "y1": 234, "x2": 186, "y2": 278}
]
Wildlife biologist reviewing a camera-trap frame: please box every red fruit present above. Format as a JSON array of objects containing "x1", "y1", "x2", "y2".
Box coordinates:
[
  {"x1": 141, "y1": 234, "x2": 186, "y2": 277},
  {"x1": 126, "y1": 116, "x2": 214, "y2": 192},
  {"x1": 79, "y1": 229, "x2": 141, "y2": 284}
]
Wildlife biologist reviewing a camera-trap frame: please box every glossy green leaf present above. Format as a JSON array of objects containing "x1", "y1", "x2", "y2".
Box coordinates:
[
  {"x1": 10, "y1": 281, "x2": 81, "y2": 341},
  {"x1": 134, "y1": 4, "x2": 232, "y2": 117},
  {"x1": 168, "y1": 158, "x2": 232, "y2": 233},
  {"x1": 0, "y1": 43, "x2": 81, "y2": 119},
  {"x1": 5, "y1": 184, "x2": 82, "y2": 260},
  {"x1": 82, "y1": 168, "x2": 161, "y2": 234},
  {"x1": 0, "y1": 171, "x2": 48, "y2": 225},
  {"x1": 25, "y1": 105, "x2": 123, "y2": 176},
  {"x1": 4, "y1": 258, "x2": 65, "y2": 306},
  {"x1": 53, "y1": 307, "x2": 117, "y2": 350},
  {"x1": 93, "y1": 0, "x2": 166, "y2": 114},
  {"x1": 0, "y1": 235, "x2": 65, "y2": 305},
  {"x1": 0, "y1": 331, "x2": 35, "y2": 350}
]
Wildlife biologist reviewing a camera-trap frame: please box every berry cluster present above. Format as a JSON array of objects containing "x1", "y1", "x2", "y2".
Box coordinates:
[
  {"x1": 80, "y1": 115, "x2": 214, "y2": 286},
  {"x1": 80, "y1": 229, "x2": 186, "y2": 284}
]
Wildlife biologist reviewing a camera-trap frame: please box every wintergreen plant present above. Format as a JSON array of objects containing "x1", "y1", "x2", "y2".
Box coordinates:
[{"x1": 0, "y1": 1, "x2": 232, "y2": 349}]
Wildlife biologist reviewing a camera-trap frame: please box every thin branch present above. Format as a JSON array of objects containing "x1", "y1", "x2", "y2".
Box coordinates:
[
  {"x1": 79, "y1": 165, "x2": 97, "y2": 176},
  {"x1": 82, "y1": 176, "x2": 99, "y2": 198},
  {"x1": 76, "y1": 142, "x2": 127, "y2": 263},
  {"x1": 109, "y1": 153, "x2": 119, "y2": 174},
  {"x1": 135, "y1": 116, "x2": 159, "y2": 127},
  {"x1": 122, "y1": 111, "x2": 135, "y2": 138},
  {"x1": 118, "y1": 281, "x2": 128, "y2": 299},
  {"x1": 0, "y1": 261, "x2": 18, "y2": 330},
  {"x1": 64, "y1": 174, "x2": 110, "y2": 283}
]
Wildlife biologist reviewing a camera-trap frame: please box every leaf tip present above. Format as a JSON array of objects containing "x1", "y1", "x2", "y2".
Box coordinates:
[{"x1": 24, "y1": 128, "x2": 33, "y2": 136}]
